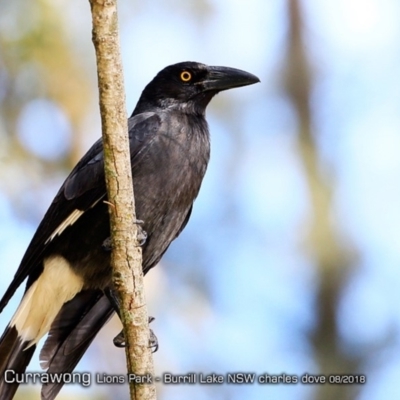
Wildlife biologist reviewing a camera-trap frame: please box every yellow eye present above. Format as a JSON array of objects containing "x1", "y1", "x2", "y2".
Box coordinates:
[{"x1": 180, "y1": 71, "x2": 192, "y2": 82}]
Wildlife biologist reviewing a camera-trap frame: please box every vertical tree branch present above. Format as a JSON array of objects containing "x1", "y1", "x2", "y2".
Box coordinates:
[{"x1": 88, "y1": 1, "x2": 156, "y2": 399}]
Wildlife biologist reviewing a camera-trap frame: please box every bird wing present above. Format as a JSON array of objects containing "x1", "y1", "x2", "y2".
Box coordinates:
[
  {"x1": 0, "y1": 112, "x2": 162, "y2": 313},
  {"x1": 176, "y1": 205, "x2": 193, "y2": 239}
]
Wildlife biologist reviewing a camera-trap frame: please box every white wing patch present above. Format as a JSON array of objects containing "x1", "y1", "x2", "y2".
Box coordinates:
[
  {"x1": 45, "y1": 197, "x2": 103, "y2": 245},
  {"x1": 45, "y1": 209, "x2": 84, "y2": 244},
  {"x1": 10, "y1": 255, "x2": 83, "y2": 348}
]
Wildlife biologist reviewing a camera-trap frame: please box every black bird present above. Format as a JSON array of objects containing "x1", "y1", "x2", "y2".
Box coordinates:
[{"x1": 0, "y1": 61, "x2": 259, "y2": 399}]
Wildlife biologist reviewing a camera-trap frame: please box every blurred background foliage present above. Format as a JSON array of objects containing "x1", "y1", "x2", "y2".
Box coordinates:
[{"x1": 1, "y1": 0, "x2": 399, "y2": 399}]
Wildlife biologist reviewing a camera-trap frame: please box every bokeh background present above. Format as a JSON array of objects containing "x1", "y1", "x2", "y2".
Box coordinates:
[{"x1": 1, "y1": 0, "x2": 399, "y2": 399}]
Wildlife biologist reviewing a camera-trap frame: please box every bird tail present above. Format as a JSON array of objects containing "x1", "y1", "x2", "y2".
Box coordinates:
[
  {"x1": 0, "y1": 256, "x2": 84, "y2": 399},
  {"x1": 0, "y1": 291, "x2": 114, "y2": 400},
  {"x1": 0, "y1": 325, "x2": 36, "y2": 400},
  {"x1": 40, "y1": 291, "x2": 114, "y2": 400}
]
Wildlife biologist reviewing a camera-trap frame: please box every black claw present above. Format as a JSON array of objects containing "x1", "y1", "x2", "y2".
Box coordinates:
[
  {"x1": 149, "y1": 328, "x2": 159, "y2": 353},
  {"x1": 112, "y1": 317, "x2": 158, "y2": 352},
  {"x1": 148, "y1": 316, "x2": 158, "y2": 352},
  {"x1": 113, "y1": 330, "x2": 126, "y2": 347}
]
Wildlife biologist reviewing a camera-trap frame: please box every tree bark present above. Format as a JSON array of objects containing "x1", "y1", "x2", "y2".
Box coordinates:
[{"x1": 88, "y1": 1, "x2": 156, "y2": 399}]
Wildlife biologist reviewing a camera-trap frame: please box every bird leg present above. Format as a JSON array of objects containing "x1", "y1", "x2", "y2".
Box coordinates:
[
  {"x1": 102, "y1": 220, "x2": 147, "y2": 252},
  {"x1": 104, "y1": 288, "x2": 158, "y2": 352}
]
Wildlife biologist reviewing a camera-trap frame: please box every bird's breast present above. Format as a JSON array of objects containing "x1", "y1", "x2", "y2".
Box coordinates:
[
  {"x1": 134, "y1": 115, "x2": 210, "y2": 208},
  {"x1": 132, "y1": 115, "x2": 210, "y2": 267}
]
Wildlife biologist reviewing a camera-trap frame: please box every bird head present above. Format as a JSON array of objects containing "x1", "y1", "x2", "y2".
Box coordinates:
[{"x1": 133, "y1": 61, "x2": 260, "y2": 115}]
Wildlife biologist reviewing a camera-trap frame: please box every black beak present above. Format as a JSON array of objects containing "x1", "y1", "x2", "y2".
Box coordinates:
[{"x1": 202, "y1": 66, "x2": 260, "y2": 92}]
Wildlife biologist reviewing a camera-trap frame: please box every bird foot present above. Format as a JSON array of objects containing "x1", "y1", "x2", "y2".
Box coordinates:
[
  {"x1": 149, "y1": 316, "x2": 159, "y2": 352},
  {"x1": 135, "y1": 221, "x2": 148, "y2": 246},
  {"x1": 113, "y1": 316, "x2": 158, "y2": 352},
  {"x1": 113, "y1": 330, "x2": 126, "y2": 347},
  {"x1": 102, "y1": 220, "x2": 147, "y2": 252},
  {"x1": 101, "y1": 237, "x2": 113, "y2": 252}
]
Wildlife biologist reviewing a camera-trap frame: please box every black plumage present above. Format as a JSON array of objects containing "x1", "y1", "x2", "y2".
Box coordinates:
[{"x1": 0, "y1": 61, "x2": 259, "y2": 399}]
